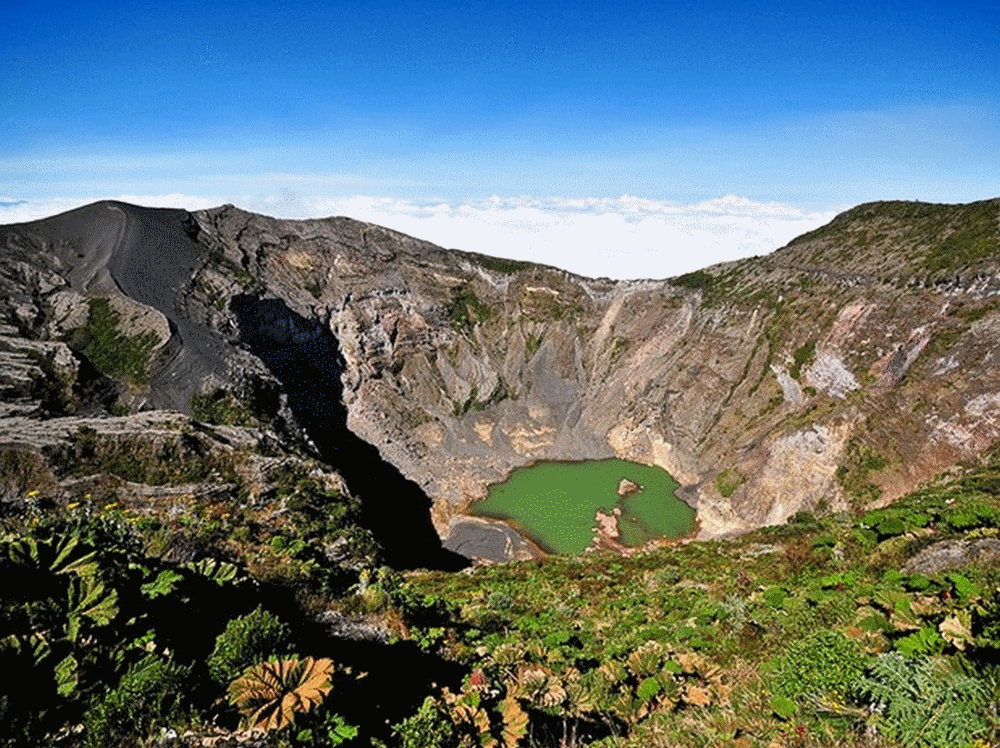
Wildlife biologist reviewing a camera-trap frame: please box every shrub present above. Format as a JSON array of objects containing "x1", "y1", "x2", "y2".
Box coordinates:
[
  {"x1": 772, "y1": 630, "x2": 867, "y2": 702},
  {"x1": 789, "y1": 340, "x2": 816, "y2": 380},
  {"x1": 207, "y1": 606, "x2": 290, "y2": 685},
  {"x1": 391, "y1": 696, "x2": 459, "y2": 748},
  {"x1": 488, "y1": 591, "x2": 514, "y2": 611},
  {"x1": 84, "y1": 653, "x2": 189, "y2": 748},
  {"x1": 448, "y1": 289, "x2": 492, "y2": 333}
]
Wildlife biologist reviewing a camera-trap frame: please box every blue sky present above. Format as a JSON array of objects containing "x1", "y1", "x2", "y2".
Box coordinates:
[{"x1": 2, "y1": 0, "x2": 998, "y2": 278}]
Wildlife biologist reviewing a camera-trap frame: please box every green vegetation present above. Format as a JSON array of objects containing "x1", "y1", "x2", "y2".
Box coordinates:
[
  {"x1": 56, "y1": 425, "x2": 240, "y2": 486},
  {"x1": 0, "y1": 474, "x2": 376, "y2": 746},
  {"x1": 0, "y1": 446, "x2": 52, "y2": 497},
  {"x1": 713, "y1": 468, "x2": 745, "y2": 498},
  {"x1": 787, "y1": 199, "x2": 1000, "y2": 277},
  {"x1": 398, "y1": 452, "x2": 1000, "y2": 748},
  {"x1": 84, "y1": 653, "x2": 190, "y2": 748},
  {"x1": 453, "y1": 383, "x2": 511, "y2": 417},
  {"x1": 26, "y1": 349, "x2": 76, "y2": 415},
  {"x1": 191, "y1": 386, "x2": 258, "y2": 426},
  {"x1": 923, "y1": 200, "x2": 1000, "y2": 273},
  {"x1": 836, "y1": 436, "x2": 888, "y2": 507},
  {"x1": 449, "y1": 288, "x2": 493, "y2": 335},
  {"x1": 857, "y1": 653, "x2": 991, "y2": 748},
  {"x1": 66, "y1": 298, "x2": 161, "y2": 385},
  {"x1": 7, "y1": 423, "x2": 1000, "y2": 746},
  {"x1": 669, "y1": 263, "x2": 752, "y2": 308},
  {"x1": 194, "y1": 276, "x2": 228, "y2": 311},
  {"x1": 458, "y1": 251, "x2": 533, "y2": 275},
  {"x1": 789, "y1": 340, "x2": 816, "y2": 381},
  {"x1": 207, "y1": 606, "x2": 291, "y2": 685},
  {"x1": 670, "y1": 269, "x2": 713, "y2": 290},
  {"x1": 206, "y1": 247, "x2": 265, "y2": 295},
  {"x1": 609, "y1": 337, "x2": 629, "y2": 365},
  {"x1": 771, "y1": 630, "x2": 866, "y2": 702},
  {"x1": 519, "y1": 286, "x2": 584, "y2": 324},
  {"x1": 525, "y1": 332, "x2": 543, "y2": 359}
]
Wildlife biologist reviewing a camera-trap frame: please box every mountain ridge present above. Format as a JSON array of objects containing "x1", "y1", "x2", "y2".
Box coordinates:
[{"x1": 3, "y1": 196, "x2": 1000, "y2": 562}]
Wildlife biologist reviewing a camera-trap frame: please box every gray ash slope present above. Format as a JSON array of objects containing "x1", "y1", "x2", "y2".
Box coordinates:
[{"x1": 5, "y1": 198, "x2": 1000, "y2": 563}]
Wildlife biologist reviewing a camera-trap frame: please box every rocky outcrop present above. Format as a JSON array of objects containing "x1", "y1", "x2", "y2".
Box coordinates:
[
  {"x1": 4, "y1": 198, "x2": 1000, "y2": 562},
  {"x1": 902, "y1": 537, "x2": 1000, "y2": 575}
]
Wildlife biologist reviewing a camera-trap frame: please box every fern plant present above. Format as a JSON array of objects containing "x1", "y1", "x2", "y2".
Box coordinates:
[
  {"x1": 228, "y1": 656, "x2": 334, "y2": 733},
  {"x1": 856, "y1": 653, "x2": 991, "y2": 748},
  {"x1": 772, "y1": 630, "x2": 867, "y2": 702}
]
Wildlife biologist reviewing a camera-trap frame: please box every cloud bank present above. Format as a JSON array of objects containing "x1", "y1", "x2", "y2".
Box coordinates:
[{"x1": 0, "y1": 193, "x2": 839, "y2": 280}]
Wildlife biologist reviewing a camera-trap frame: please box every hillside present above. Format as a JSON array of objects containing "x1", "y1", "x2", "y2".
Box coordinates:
[{"x1": 1, "y1": 197, "x2": 1000, "y2": 746}]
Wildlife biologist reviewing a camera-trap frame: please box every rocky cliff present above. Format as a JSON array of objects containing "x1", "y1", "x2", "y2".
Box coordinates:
[{"x1": 3, "y1": 198, "x2": 1000, "y2": 562}]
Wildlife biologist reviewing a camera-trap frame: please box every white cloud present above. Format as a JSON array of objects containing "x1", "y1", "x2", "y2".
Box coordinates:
[
  {"x1": 1, "y1": 192, "x2": 840, "y2": 280},
  {"x1": 0, "y1": 197, "x2": 98, "y2": 225},
  {"x1": 276, "y1": 194, "x2": 839, "y2": 279}
]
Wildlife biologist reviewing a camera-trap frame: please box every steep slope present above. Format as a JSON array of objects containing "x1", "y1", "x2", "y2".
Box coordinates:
[{"x1": 3, "y1": 198, "x2": 1000, "y2": 563}]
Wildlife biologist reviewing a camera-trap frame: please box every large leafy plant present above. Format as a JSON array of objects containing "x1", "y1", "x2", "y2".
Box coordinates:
[{"x1": 228, "y1": 656, "x2": 334, "y2": 733}]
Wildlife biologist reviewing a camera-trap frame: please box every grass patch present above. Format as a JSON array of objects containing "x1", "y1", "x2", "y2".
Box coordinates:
[
  {"x1": 54, "y1": 425, "x2": 240, "y2": 486},
  {"x1": 923, "y1": 200, "x2": 1000, "y2": 273},
  {"x1": 714, "y1": 468, "x2": 746, "y2": 498},
  {"x1": 457, "y1": 250, "x2": 533, "y2": 274},
  {"x1": 525, "y1": 332, "x2": 543, "y2": 359},
  {"x1": 789, "y1": 340, "x2": 816, "y2": 380},
  {"x1": 836, "y1": 436, "x2": 888, "y2": 507},
  {"x1": 448, "y1": 288, "x2": 492, "y2": 334},
  {"x1": 66, "y1": 299, "x2": 161, "y2": 385},
  {"x1": 191, "y1": 388, "x2": 258, "y2": 427},
  {"x1": 609, "y1": 337, "x2": 629, "y2": 365}
]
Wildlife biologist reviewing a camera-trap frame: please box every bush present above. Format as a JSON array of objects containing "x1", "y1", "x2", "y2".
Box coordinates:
[
  {"x1": 207, "y1": 606, "x2": 290, "y2": 685},
  {"x1": 772, "y1": 630, "x2": 867, "y2": 702},
  {"x1": 84, "y1": 653, "x2": 189, "y2": 747},
  {"x1": 391, "y1": 696, "x2": 458, "y2": 748}
]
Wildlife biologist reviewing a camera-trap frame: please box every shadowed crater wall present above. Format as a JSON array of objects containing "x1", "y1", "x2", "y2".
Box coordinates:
[{"x1": 230, "y1": 295, "x2": 468, "y2": 571}]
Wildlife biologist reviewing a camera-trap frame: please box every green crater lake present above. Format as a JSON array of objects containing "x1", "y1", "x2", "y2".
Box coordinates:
[{"x1": 469, "y1": 459, "x2": 696, "y2": 554}]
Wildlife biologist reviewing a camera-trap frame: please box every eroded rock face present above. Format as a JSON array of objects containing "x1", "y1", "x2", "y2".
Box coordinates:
[{"x1": 5, "y1": 198, "x2": 1000, "y2": 560}]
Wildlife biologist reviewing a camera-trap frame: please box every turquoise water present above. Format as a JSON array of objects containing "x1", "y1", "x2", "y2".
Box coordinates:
[{"x1": 469, "y1": 459, "x2": 695, "y2": 554}]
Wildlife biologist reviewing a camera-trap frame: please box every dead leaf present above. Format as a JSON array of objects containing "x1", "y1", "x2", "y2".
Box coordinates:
[
  {"x1": 683, "y1": 685, "x2": 712, "y2": 707},
  {"x1": 939, "y1": 610, "x2": 973, "y2": 650}
]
